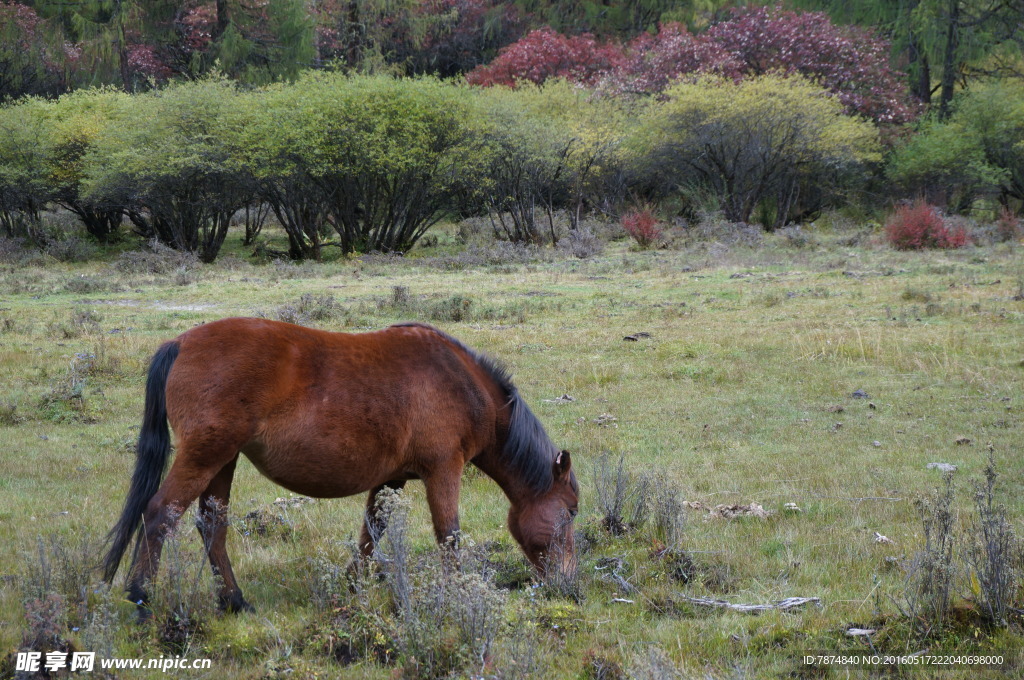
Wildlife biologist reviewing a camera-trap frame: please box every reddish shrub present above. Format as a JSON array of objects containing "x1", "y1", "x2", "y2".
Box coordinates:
[
  {"x1": 598, "y1": 23, "x2": 742, "y2": 97},
  {"x1": 621, "y1": 209, "x2": 663, "y2": 248},
  {"x1": 705, "y1": 5, "x2": 919, "y2": 124},
  {"x1": 465, "y1": 27, "x2": 625, "y2": 87},
  {"x1": 886, "y1": 201, "x2": 969, "y2": 250}
]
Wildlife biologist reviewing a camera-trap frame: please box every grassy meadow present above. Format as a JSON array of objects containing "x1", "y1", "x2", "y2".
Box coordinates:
[{"x1": 0, "y1": 220, "x2": 1022, "y2": 678}]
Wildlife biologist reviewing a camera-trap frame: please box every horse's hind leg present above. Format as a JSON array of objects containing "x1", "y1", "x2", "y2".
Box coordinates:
[
  {"x1": 196, "y1": 455, "x2": 253, "y2": 613},
  {"x1": 358, "y1": 480, "x2": 408, "y2": 557},
  {"x1": 126, "y1": 450, "x2": 235, "y2": 616}
]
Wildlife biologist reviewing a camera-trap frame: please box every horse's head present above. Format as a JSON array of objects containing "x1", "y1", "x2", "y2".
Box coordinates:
[{"x1": 507, "y1": 450, "x2": 579, "y2": 577}]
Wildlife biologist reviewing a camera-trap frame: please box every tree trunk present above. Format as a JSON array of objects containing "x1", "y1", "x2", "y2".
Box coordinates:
[
  {"x1": 938, "y1": 0, "x2": 960, "y2": 120},
  {"x1": 213, "y1": 0, "x2": 231, "y2": 42}
]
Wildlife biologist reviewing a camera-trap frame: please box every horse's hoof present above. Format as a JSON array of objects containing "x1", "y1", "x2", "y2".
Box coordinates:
[
  {"x1": 135, "y1": 605, "x2": 153, "y2": 624},
  {"x1": 219, "y1": 593, "x2": 255, "y2": 614}
]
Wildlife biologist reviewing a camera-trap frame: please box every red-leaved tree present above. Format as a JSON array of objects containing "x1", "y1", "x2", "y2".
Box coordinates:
[
  {"x1": 466, "y1": 27, "x2": 625, "y2": 87},
  {"x1": 705, "y1": 6, "x2": 917, "y2": 124},
  {"x1": 467, "y1": 7, "x2": 917, "y2": 126},
  {"x1": 598, "y1": 22, "x2": 741, "y2": 97}
]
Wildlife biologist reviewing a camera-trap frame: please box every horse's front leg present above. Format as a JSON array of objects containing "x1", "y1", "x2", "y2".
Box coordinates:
[{"x1": 424, "y1": 470, "x2": 462, "y2": 549}]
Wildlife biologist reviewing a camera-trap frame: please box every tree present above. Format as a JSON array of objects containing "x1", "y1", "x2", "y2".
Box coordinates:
[
  {"x1": 597, "y1": 22, "x2": 741, "y2": 97},
  {"x1": 630, "y1": 74, "x2": 880, "y2": 227},
  {"x1": 232, "y1": 74, "x2": 475, "y2": 257},
  {"x1": 467, "y1": 83, "x2": 578, "y2": 243},
  {"x1": 514, "y1": 0, "x2": 730, "y2": 37},
  {"x1": 888, "y1": 81, "x2": 1024, "y2": 212},
  {"x1": 704, "y1": 6, "x2": 918, "y2": 124},
  {"x1": 466, "y1": 27, "x2": 625, "y2": 87},
  {"x1": 792, "y1": 0, "x2": 1024, "y2": 115}
]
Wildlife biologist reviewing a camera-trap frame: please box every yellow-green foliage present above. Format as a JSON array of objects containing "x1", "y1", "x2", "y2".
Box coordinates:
[
  {"x1": 630, "y1": 74, "x2": 880, "y2": 224},
  {"x1": 46, "y1": 89, "x2": 131, "y2": 190},
  {"x1": 0, "y1": 97, "x2": 55, "y2": 218}
]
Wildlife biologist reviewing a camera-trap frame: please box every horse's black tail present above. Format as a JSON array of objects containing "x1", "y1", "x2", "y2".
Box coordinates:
[{"x1": 102, "y1": 341, "x2": 180, "y2": 582}]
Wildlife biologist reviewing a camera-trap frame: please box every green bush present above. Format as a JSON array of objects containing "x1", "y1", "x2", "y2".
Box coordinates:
[
  {"x1": 47, "y1": 88, "x2": 132, "y2": 243},
  {"x1": 232, "y1": 73, "x2": 475, "y2": 258},
  {"x1": 0, "y1": 97, "x2": 53, "y2": 242},
  {"x1": 467, "y1": 81, "x2": 632, "y2": 243},
  {"x1": 628, "y1": 74, "x2": 880, "y2": 228},
  {"x1": 888, "y1": 82, "x2": 1024, "y2": 214},
  {"x1": 82, "y1": 78, "x2": 251, "y2": 262}
]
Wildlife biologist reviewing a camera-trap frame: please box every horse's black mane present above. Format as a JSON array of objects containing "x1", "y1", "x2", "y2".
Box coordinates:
[{"x1": 392, "y1": 322, "x2": 560, "y2": 494}]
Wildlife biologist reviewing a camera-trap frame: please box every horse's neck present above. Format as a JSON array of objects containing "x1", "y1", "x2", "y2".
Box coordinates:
[{"x1": 471, "y1": 446, "x2": 530, "y2": 504}]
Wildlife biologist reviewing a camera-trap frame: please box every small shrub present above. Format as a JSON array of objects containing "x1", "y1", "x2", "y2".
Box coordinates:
[
  {"x1": 62, "y1": 274, "x2": 110, "y2": 294},
  {"x1": 558, "y1": 228, "x2": 605, "y2": 259},
  {"x1": 114, "y1": 240, "x2": 199, "y2": 275},
  {"x1": 276, "y1": 293, "x2": 344, "y2": 325},
  {"x1": 147, "y1": 508, "x2": 218, "y2": 653},
  {"x1": 886, "y1": 201, "x2": 969, "y2": 250},
  {"x1": 901, "y1": 286, "x2": 933, "y2": 303},
  {"x1": 627, "y1": 646, "x2": 683, "y2": 679},
  {"x1": 592, "y1": 453, "x2": 650, "y2": 536},
  {"x1": 582, "y1": 647, "x2": 625, "y2": 680},
  {"x1": 650, "y1": 478, "x2": 687, "y2": 555},
  {"x1": 237, "y1": 507, "x2": 295, "y2": 541},
  {"x1": 776, "y1": 225, "x2": 815, "y2": 248},
  {"x1": 895, "y1": 474, "x2": 958, "y2": 639},
  {"x1": 0, "y1": 237, "x2": 39, "y2": 265},
  {"x1": 39, "y1": 352, "x2": 95, "y2": 421},
  {"x1": 0, "y1": 399, "x2": 21, "y2": 425},
  {"x1": 693, "y1": 211, "x2": 763, "y2": 247},
  {"x1": 966, "y1": 453, "x2": 1021, "y2": 626},
  {"x1": 621, "y1": 209, "x2": 663, "y2": 249},
  {"x1": 541, "y1": 512, "x2": 581, "y2": 601},
  {"x1": 995, "y1": 206, "x2": 1021, "y2": 243},
  {"x1": 45, "y1": 234, "x2": 97, "y2": 263},
  {"x1": 365, "y1": 489, "x2": 511, "y2": 679},
  {"x1": 428, "y1": 295, "x2": 474, "y2": 322}
]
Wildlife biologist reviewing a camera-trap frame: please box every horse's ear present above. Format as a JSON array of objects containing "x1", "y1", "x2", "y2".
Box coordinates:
[{"x1": 553, "y1": 450, "x2": 572, "y2": 479}]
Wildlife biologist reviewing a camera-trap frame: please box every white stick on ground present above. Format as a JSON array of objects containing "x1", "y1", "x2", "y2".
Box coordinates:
[{"x1": 679, "y1": 596, "x2": 820, "y2": 613}]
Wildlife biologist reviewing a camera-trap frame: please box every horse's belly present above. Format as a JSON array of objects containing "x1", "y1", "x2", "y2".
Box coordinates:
[{"x1": 239, "y1": 440, "x2": 385, "y2": 499}]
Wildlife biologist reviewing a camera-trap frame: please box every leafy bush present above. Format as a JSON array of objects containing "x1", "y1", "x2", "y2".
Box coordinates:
[
  {"x1": 0, "y1": 97, "x2": 53, "y2": 242},
  {"x1": 233, "y1": 74, "x2": 474, "y2": 258},
  {"x1": 888, "y1": 82, "x2": 1024, "y2": 213},
  {"x1": 467, "y1": 81, "x2": 630, "y2": 242},
  {"x1": 83, "y1": 78, "x2": 250, "y2": 262},
  {"x1": 557, "y1": 227, "x2": 605, "y2": 259},
  {"x1": 703, "y1": 6, "x2": 917, "y2": 124},
  {"x1": 630, "y1": 75, "x2": 880, "y2": 228},
  {"x1": 46, "y1": 89, "x2": 131, "y2": 243},
  {"x1": 885, "y1": 201, "x2": 968, "y2": 250},
  {"x1": 620, "y1": 208, "x2": 662, "y2": 248}
]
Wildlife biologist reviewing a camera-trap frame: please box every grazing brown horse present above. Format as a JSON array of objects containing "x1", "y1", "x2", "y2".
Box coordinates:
[{"x1": 102, "y1": 318, "x2": 578, "y2": 613}]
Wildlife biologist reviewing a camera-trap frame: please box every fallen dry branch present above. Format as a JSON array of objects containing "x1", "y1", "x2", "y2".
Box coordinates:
[{"x1": 678, "y1": 596, "x2": 820, "y2": 614}]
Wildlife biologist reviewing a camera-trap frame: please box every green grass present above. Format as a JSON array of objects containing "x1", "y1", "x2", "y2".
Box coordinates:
[{"x1": 1, "y1": 224, "x2": 1022, "y2": 678}]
